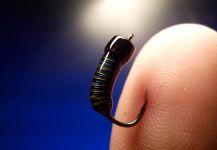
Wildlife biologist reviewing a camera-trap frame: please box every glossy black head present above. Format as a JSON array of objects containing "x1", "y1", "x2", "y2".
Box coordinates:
[{"x1": 104, "y1": 35, "x2": 135, "y2": 64}]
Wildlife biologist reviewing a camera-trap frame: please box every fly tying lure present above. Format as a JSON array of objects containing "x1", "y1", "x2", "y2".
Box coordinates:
[{"x1": 90, "y1": 34, "x2": 147, "y2": 127}]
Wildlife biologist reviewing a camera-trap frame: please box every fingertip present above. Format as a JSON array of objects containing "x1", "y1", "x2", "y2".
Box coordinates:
[{"x1": 111, "y1": 24, "x2": 217, "y2": 150}]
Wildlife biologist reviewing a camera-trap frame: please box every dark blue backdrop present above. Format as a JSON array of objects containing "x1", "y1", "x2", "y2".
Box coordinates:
[{"x1": 0, "y1": 0, "x2": 216, "y2": 150}]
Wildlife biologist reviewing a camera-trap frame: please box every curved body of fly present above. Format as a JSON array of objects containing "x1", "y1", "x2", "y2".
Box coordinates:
[{"x1": 90, "y1": 34, "x2": 147, "y2": 127}]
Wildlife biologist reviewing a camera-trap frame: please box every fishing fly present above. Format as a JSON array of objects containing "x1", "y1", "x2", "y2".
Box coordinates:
[{"x1": 90, "y1": 34, "x2": 147, "y2": 127}]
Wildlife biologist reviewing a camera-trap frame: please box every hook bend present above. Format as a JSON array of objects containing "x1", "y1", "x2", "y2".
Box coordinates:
[{"x1": 106, "y1": 100, "x2": 147, "y2": 127}]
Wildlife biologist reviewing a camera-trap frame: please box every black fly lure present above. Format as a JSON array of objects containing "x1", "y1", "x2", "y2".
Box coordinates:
[{"x1": 90, "y1": 34, "x2": 147, "y2": 127}]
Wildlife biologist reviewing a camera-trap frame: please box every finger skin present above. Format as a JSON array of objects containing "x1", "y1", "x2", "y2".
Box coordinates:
[{"x1": 110, "y1": 24, "x2": 217, "y2": 150}]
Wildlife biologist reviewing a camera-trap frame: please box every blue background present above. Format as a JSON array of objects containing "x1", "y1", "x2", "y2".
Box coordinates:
[{"x1": 0, "y1": 0, "x2": 217, "y2": 150}]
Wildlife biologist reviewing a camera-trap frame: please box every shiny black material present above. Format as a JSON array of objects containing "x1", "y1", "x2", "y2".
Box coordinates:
[
  {"x1": 105, "y1": 35, "x2": 135, "y2": 64},
  {"x1": 90, "y1": 34, "x2": 147, "y2": 127}
]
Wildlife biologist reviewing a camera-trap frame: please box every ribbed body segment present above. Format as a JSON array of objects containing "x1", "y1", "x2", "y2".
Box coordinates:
[
  {"x1": 90, "y1": 35, "x2": 146, "y2": 127},
  {"x1": 90, "y1": 52, "x2": 120, "y2": 115}
]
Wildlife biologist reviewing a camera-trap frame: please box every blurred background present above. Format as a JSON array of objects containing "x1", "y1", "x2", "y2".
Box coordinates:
[{"x1": 0, "y1": 0, "x2": 216, "y2": 149}]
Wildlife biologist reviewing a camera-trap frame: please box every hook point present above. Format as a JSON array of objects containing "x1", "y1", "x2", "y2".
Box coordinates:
[{"x1": 127, "y1": 34, "x2": 134, "y2": 41}]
